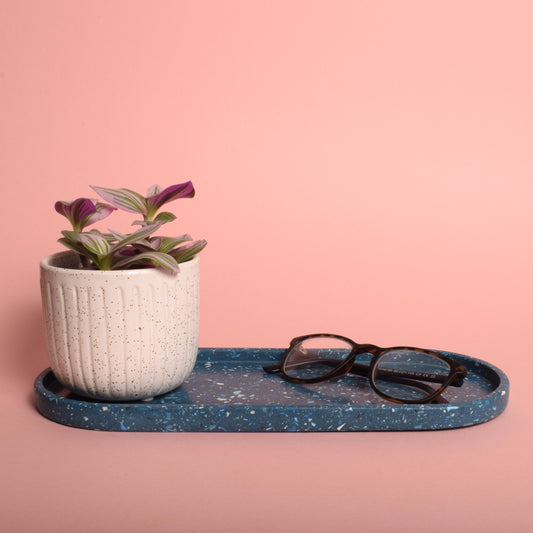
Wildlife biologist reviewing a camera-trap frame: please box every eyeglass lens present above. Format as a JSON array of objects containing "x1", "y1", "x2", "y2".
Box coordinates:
[
  {"x1": 373, "y1": 349, "x2": 451, "y2": 401},
  {"x1": 284, "y1": 337, "x2": 352, "y2": 380}
]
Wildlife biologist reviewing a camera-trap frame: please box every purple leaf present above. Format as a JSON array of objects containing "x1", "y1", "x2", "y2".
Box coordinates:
[
  {"x1": 55, "y1": 198, "x2": 93, "y2": 222},
  {"x1": 55, "y1": 198, "x2": 115, "y2": 231},
  {"x1": 91, "y1": 186, "x2": 148, "y2": 215},
  {"x1": 145, "y1": 181, "x2": 195, "y2": 215},
  {"x1": 115, "y1": 247, "x2": 137, "y2": 257},
  {"x1": 85, "y1": 203, "x2": 116, "y2": 227},
  {"x1": 55, "y1": 198, "x2": 116, "y2": 231}
]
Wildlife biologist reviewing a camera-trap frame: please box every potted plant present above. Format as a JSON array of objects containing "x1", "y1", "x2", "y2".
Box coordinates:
[{"x1": 40, "y1": 181, "x2": 207, "y2": 401}]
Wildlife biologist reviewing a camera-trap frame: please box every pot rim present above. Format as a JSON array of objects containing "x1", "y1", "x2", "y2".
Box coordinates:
[{"x1": 40, "y1": 250, "x2": 199, "y2": 277}]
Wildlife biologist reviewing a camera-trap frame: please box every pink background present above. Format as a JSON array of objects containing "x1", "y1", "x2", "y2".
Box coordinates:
[{"x1": 1, "y1": 1, "x2": 532, "y2": 531}]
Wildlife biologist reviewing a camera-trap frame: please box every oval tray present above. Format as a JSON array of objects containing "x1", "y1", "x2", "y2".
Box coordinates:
[{"x1": 34, "y1": 348, "x2": 509, "y2": 432}]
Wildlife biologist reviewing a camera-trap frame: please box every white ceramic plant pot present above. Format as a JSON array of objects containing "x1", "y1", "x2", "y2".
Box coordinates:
[{"x1": 40, "y1": 251, "x2": 200, "y2": 401}]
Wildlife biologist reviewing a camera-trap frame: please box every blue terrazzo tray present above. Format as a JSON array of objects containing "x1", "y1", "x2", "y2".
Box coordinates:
[{"x1": 34, "y1": 348, "x2": 509, "y2": 432}]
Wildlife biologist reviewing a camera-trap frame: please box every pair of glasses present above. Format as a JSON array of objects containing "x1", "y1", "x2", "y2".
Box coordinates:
[{"x1": 263, "y1": 334, "x2": 468, "y2": 404}]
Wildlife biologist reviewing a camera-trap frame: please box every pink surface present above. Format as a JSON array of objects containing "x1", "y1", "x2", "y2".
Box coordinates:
[{"x1": 1, "y1": 1, "x2": 532, "y2": 531}]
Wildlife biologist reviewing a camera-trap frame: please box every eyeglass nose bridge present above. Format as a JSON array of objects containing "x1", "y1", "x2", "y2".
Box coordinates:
[{"x1": 327, "y1": 348, "x2": 373, "y2": 379}]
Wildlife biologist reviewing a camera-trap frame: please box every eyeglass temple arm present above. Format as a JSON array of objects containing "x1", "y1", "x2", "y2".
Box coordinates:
[
  {"x1": 350, "y1": 362, "x2": 465, "y2": 387},
  {"x1": 263, "y1": 364, "x2": 283, "y2": 374},
  {"x1": 263, "y1": 360, "x2": 465, "y2": 387}
]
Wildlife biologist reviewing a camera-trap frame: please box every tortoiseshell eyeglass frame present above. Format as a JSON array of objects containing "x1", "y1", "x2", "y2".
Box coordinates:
[{"x1": 263, "y1": 333, "x2": 468, "y2": 404}]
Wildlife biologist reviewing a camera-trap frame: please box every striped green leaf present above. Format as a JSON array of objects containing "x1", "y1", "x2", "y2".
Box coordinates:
[
  {"x1": 91, "y1": 186, "x2": 147, "y2": 215},
  {"x1": 110, "y1": 223, "x2": 162, "y2": 254},
  {"x1": 61, "y1": 230, "x2": 81, "y2": 243},
  {"x1": 159, "y1": 234, "x2": 192, "y2": 253},
  {"x1": 146, "y1": 184, "x2": 162, "y2": 197},
  {"x1": 58, "y1": 238, "x2": 97, "y2": 261},
  {"x1": 79, "y1": 231, "x2": 110, "y2": 257},
  {"x1": 107, "y1": 229, "x2": 127, "y2": 242},
  {"x1": 153, "y1": 211, "x2": 177, "y2": 224},
  {"x1": 169, "y1": 240, "x2": 207, "y2": 263},
  {"x1": 112, "y1": 251, "x2": 180, "y2": 273}
]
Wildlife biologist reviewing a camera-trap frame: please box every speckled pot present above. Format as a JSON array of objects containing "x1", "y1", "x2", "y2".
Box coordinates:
[{"x1": 40, "y1": 251, "x2": 200, "y2": 401}]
